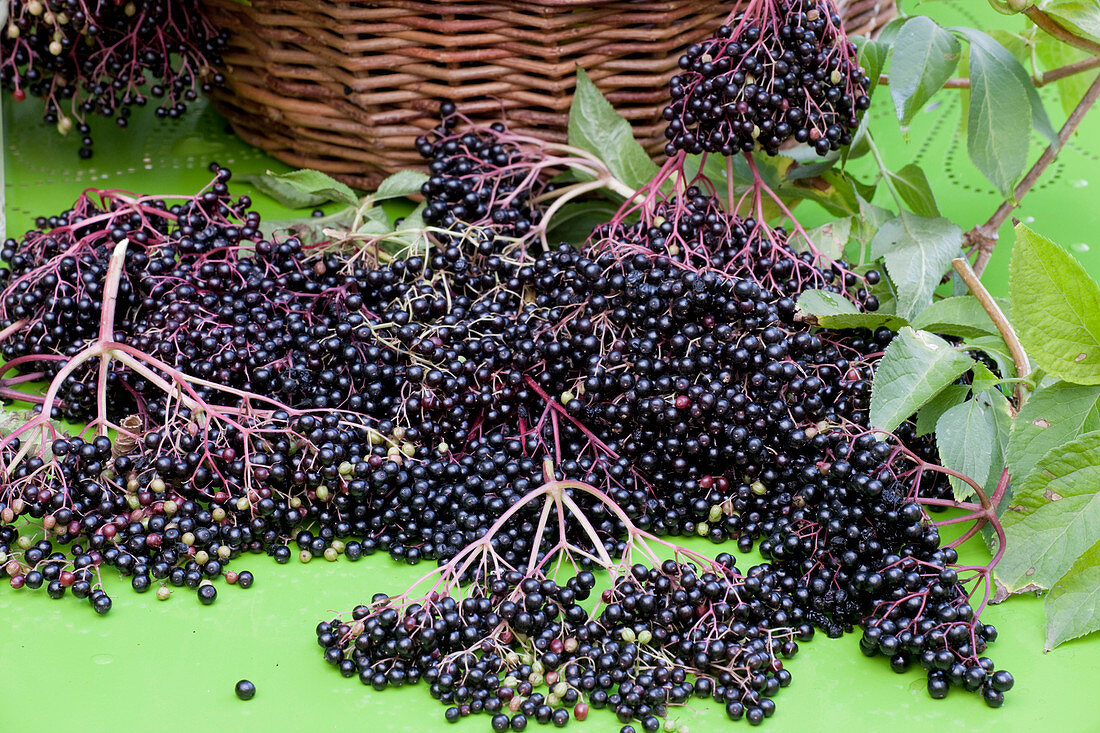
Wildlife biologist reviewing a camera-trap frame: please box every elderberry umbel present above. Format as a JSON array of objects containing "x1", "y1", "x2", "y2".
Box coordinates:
[
  {"x1": 662, "y1": 0, "x2": 870, "y2": 157},
  {"x1": 321, "y1": 559, "x2": 801, "y2": 730},
  {"x1": 0, "y1": 0, "x2": 227, "y2": 157},
  {"x1": 417, "y1": 105, "x2": 548, "y2": 252}
]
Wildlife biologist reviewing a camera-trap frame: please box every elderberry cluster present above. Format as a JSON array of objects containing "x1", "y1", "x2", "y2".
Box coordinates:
[
  {"x1": 418, "y1": 103, "x2": 547, "y2": 247},
  {"x1": 0, "y1": 0, "x2": 227, "y2": 157},
  {"x1": 663, "y1": 0, "x2": 870, "y2": 156},
  {"x1": 321, "y1": 559, "x2": 805, "y2": 730},
  {"x1": 755, "y1": 430, "x2": 1013, "y2": 701}
]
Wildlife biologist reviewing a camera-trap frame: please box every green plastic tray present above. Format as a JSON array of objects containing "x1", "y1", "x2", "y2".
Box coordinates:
[{"x1": 3, "y1": 2, "x2": 1100, "y2": 732}]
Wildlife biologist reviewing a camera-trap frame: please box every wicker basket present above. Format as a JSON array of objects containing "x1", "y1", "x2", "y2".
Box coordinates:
[{"x1": 203, "y1": 0, "x2": 896, "y2": 189}]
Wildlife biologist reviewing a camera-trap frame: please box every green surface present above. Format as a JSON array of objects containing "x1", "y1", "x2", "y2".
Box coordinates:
[{"x1": 4, "y1": 1, "x2": 1100, "y2": 731}]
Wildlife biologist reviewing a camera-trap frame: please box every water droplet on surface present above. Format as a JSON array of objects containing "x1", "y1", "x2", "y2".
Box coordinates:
[
  {"x1": 1074, "y1": 179, "x2": 1090, "y2": 188},
  {"x1": 1071, "y1": 242, "x2": 1090, "y2": 253},
  {"x1": 92, "y1": 654, "x2": 114, "y2": 665}
]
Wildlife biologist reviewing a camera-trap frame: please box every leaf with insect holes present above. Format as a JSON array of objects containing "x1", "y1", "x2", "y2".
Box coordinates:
[
  {"x1": 1011, "y1": 224, "x2": 1100, "y2": 385},
  {"x1": 796, "y1": 289, "x2": 907, "y2": 331},
  {"x1": 998, "y1": 430, "x2": 1100, "y2": 592},
  {"x1": 1008, "y1": 381, "x2": 1100, "y2": 485},
  {"x1": 374, "y1": 170, "x2": 430, "y2": 201},
  {"x1": 1044, "y1": 538, "x2": 1100, "y2": 650},
  {"x1": 247, "y1": 169, "x2": 360, "y2": 209},
  {"x1": 890, "y1": 17, "x2": 961, "y2": 126},
  {"x1": 954, "y1": 28, "x2": 1058, "y2": 194},
  {"x1": 568, "y1": 69, "x2": 659, "y2": 193},
  {"x1": 869, "y1": 327, "x2": 977, "y2": 433},
  {"x1": 870, "y1": 212, "x2": 963, "y2": 321}
]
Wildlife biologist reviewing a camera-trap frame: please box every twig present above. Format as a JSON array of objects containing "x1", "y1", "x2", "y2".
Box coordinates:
[
  {"x1": 877, "y1": 55, "x2": 1100, "y2": 91},
  {"x1": 951, "y1": 257, "x2": 1031, "y2": 409},
  {"x1": 965, "y1": 71, "x2": 1100, "y2": 274}
]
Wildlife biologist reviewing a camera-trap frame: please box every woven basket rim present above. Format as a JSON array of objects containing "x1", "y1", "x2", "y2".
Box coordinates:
[{"x1": 204, "y1": 0, "x2": 897, "y2": 188}]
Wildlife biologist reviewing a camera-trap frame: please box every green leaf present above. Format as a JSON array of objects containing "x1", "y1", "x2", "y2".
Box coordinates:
[
  {"x1": 890, "y1": 17, "x2": 961, "y2": 126},
  {"x1": 383, "y1": 203, "x2": 432, "y2": 259},
  {"x1": 869, "y1": 327, "x2": 977, "y2": 433},
  {"x1": 258, "y1": 208, "x2": 356, "y2": 246},
  {"x1": 936, "y1": 393, "x2": 1000, "y2": 499},
  {"x1": 1010, "y1": 224, "x2": 1100, "y2": 384},
  {"x1": 915, "y1": 384, "x2": 970, "y2": 436},
  {"x1": 910, "y1": 295, "x2": 1005, "y2": 338},
  {"x1": 955, "y1": 30, "x2": 1032, "y2": 194},
  {"x1": 1044, "y1": 539, "x2": 1100, "y2": 650},
  {"x1": 1034, "y1": 40, "x2": 1095, "y2": 118},
  {"x1": 1008, "y1": 381, "x2": 1100, "y2": 483},
  {"x1": 854, "y1": 36, "x2": 891, "y2": 99},
  {"x1": 987, "y1": 387, "x2": 1015, "y2": 493},
  {"x1": 783, "y1": 169, "x2": 871, "y2": 217},
  {"x1": 965, "y1": 28, "x2": 1058, "y2": 144},
  {"x1": 546, "y1": 200, "x2": 621, "y2": 244},
  {"x1": 988, "y1": 29, "x2": 1033, "y2": 66},
  {"x1": 374, "y1": 170, "x2": 429, "y2": 201},
  {"x1": 568, "y1": 69, "x2": 659, "y2": 192},
  {"x1": 999, "y1": 430, "x2": 1100, "y2": 591},
  {"x1": 886, "y1": 164, "x2": 940, "y2": 218},
  {"x1": 875, "y1": 15, "x2": 908, "y2": 48},
  {"x1": 1035, "y1": 31, "x2": 1098, "y2": 117},
  {"x1": 355, "y1": 206, "x2": 392, "y2": 237},
  {"x1": 964, "y1": 333, "x2": 1017, "y2": 383},
  {"x1": 970, "y1": 362, "x2": 1001, "y2": 395},
  {"x1": 1041, "y1": 0, "x2": 1100, "y2": 46},
  {"x1": 247, "y1": 169, "x2": 360, "y2": 209},
  {"x1": 980, "y1": 388, "x2": 1017, "y2": 554},
  {"x1": 805, "y1": 218, "x2": 853, "y2": 260},
  {"x1": 870, "y1": 212, "x2": 963, "y2": 320},
  {"x1": 796, "y1": 289, "x2": 908, "y2": 331}
]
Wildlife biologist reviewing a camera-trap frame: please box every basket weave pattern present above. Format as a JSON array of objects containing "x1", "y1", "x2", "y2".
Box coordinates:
[{"x1": 204, "y1": 0, "x2": 896, "y2": 188}]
